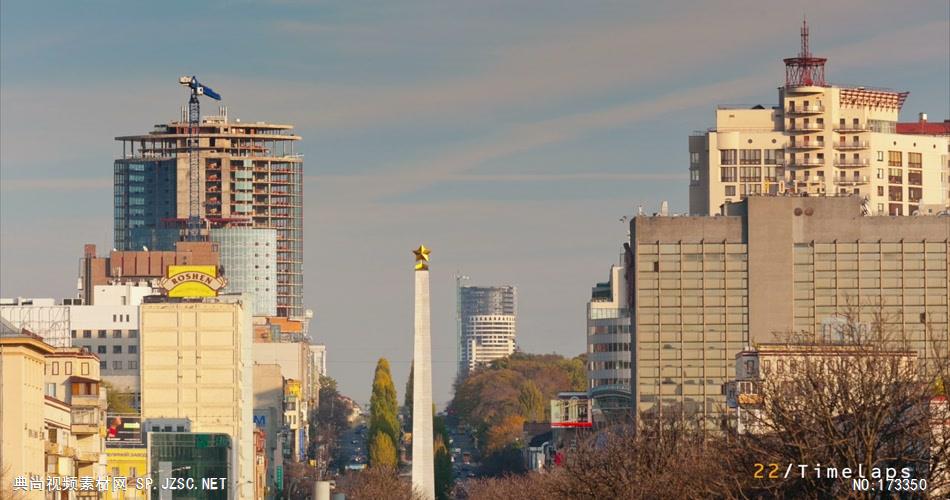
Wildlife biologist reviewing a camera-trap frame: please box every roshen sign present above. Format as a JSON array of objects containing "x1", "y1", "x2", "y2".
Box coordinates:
[{"x1": 159, "y1": 265, "x2": 227, "y2": 298}]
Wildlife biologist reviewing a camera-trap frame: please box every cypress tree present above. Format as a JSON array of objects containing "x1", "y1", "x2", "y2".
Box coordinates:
[{"x1": 368, "y1": 358, "x2": 399, "y2": 466}]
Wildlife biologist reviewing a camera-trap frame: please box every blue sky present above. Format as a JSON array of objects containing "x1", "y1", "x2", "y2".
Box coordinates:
[{"x1": 2, "y1": 1, "x2": 948, "y2": 406}]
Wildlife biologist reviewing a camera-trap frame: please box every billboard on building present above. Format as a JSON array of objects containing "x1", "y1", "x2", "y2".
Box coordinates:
[
  {"x1": 550, "y1": 392, "x2": 593, "y2": 428},
  {"x1": 284, "y1": 380, "x2": 301, "y2": 399},
  {"x1": 106, "y1": 414, "x2": 144, "y2": 445},
  {"x1": 159, "y1": 265, "x2": 227, "y2": 298}
]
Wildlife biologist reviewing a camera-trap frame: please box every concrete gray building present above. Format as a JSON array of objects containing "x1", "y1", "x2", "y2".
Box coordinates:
[{"x1": 627, "y1": 195, "x2": 950, "y2": 422}]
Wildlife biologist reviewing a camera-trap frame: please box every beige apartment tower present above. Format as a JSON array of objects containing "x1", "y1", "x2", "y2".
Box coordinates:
[
  {"x1": 689, "y1": 22, "x2": 949, "y2": 216},
  {"x1": 628, "y1": 196, "x2": 950, "y2": 421},
  {"x1": 140, "y1": 300, "x2": 254, "y2": 499}
]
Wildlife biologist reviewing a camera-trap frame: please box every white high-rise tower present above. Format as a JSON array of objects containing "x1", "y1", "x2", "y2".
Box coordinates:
[{"x1": 411, "y1": 244, "x2": 435, "y2": 500}]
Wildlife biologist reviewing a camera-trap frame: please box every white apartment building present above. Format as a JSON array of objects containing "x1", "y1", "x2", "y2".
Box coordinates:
[
  {"x1": 458, "y1": 285, "x2": 517, "y2": 377},
  {"x1": 689, "y1": 22, "x2": 949, "y2": 216},
  {"x1": 2, "y1": 295, "x2": 143, "y2": 401},
  {"x1": 586, "y1": 263, "x2": 631, "y2": 425},
  {"x1": 140, "y1": 299, "x2": 254, "y2": 499}
]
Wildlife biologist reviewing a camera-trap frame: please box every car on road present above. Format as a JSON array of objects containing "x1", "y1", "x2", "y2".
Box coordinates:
[{"x1": 351, "y1": 439, "x2": 358, "y2": 444}]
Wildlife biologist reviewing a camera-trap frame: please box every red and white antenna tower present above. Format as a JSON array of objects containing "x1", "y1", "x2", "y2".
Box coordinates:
[{"x1": 783, "y1": 18, "x2": 827, "y2": 87}]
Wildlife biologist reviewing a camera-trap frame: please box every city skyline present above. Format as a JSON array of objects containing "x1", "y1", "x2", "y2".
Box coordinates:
[{"x1": 2, "y1": 1, "x2": 949, "y2": 407}]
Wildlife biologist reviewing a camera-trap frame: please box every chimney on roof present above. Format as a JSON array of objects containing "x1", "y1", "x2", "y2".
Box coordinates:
[{"x1": 919, "y1": 112, "x2": 928, "y2": 123}]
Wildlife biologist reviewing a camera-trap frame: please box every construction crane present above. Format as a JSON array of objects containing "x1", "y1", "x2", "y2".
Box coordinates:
[{"x1": 178, "y1": 75, "x2": 222, "y2": 241}]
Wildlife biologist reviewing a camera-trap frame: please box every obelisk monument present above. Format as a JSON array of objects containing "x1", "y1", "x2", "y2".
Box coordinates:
[{"x1": 411, "y1": 244, "x2": 435, "y2": 500}]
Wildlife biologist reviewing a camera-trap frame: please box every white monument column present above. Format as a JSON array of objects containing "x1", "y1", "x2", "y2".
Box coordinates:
[{"x1": 411, "y1": 244, "x2": 435, "y2": 500}]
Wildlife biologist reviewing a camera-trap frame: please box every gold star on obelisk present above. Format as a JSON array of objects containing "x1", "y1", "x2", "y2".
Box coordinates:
[{"x1": 413, "y1": 244, "x2": 431, "y2": 271}]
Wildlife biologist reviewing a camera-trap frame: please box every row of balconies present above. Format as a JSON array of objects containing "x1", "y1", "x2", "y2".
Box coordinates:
[
  {"x1": 784, "y1": 158, "x2": 872, "y2": 168},
  {"x1": 785, "y1": 104, "x2": 824, "y2": 115},
  {"x1": 785, "y1": 124, "x2": 871, "y2": 133}
]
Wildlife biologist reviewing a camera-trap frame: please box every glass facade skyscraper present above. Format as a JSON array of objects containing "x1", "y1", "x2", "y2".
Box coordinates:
[{"x1": 114, "y1": 112, "x2": 304, "y2": 317}]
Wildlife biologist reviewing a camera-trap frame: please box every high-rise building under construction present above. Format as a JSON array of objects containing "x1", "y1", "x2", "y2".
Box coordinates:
[{"x1": 114, "y1": 107, "x2": 304, "y2": 317}]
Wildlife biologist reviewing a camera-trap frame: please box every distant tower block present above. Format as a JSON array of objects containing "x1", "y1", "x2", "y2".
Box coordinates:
[{"x1": 411, "y1": 244, "x2": 435, "y2": 500}]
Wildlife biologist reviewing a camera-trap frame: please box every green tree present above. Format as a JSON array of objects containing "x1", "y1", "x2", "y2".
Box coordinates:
[
  {"x1": 518, "y1": 380, "x2": 545, "y2": 422},
  {"x1": 433, "y1": 415, "x2": 454, "y2": 500},
  {"x1": 368, "y1": 431, "x2": 398, "y2": 468},
  {"x1": 102, "y1": 380, "x2": 135, "y2": 414},
  {"x1": 369, "y1": 358, "x2": 400, "y2": 465},
  {"x1": 404, "y1": 364, "x2": 414, "y2": 432}
]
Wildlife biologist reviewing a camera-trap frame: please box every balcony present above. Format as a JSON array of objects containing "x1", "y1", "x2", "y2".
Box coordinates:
[
  {"x1": 786, "y1": 140, "x2": 824, "y2": 150},
  {"x1": 786, "y1": 157, "x2": 824, "y2": 168},
  {"x1": 834, "y1": 175, "x2": 870, "y2": 186},
  {"x1": 833, "y1": 141, "x2": 870, "y2": 150},
  {"x1": 833, "y1": 124, "x2": 869, "y2": 133},
  {"x1": 76, "y1": 451, "x2": 101, "y2": 464},
  {"x1": 71, "y1": 407, "x2": 100, "y2": 435},
  {"x1": 786, "y1": 123, "x2": 824, "y2": 133},
  {"x1": 834, "y1": 159, "x2": 870, "y2": 168},
  {"x1": 785, "y1": 104, "x2": 824, "y2": 115},
  {"x1": 71, "y1": 393, "x2": 101, "y2": 407}
]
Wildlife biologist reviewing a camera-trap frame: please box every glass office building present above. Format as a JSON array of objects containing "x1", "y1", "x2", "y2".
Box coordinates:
[
  {"x1": 148, "y1": 433, "x2": 230, "y2": 500},
  {"x1": 210, "y1": 227, "x2": 278, "y2": 317}
]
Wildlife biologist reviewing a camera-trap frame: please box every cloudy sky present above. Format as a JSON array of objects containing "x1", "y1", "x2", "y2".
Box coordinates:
[{"x1": 2, "y1": 1, "x2": 948, "y2": 407}]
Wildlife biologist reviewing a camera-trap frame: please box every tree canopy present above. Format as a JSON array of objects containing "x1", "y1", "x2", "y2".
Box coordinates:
[
  {"x1": 450, "y1": 352, "x2": 586, "y2": 453},
  {"x1": 368, "y1": 358, "x2": 400, "y2": 467}
]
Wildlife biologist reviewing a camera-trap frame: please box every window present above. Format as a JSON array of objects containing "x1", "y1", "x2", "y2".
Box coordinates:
[
  {"x1": 764, "y1": 149, "x2": 781, "y2": 165},
  {"x1": 46, "y1": 383, "x2": 57, "y2": 398},
  {"x1": 129, "y1": 467, "x2": 138, "y2": 478},
  {"x1": 739, "y1": 149, "x2": 761, "y2": 165},
  {"x1": 689, "y1": 152, "x2": 700, "y2": 164},
  {"x1": 83, "y1": 330, "x2": 92, "y2": 338},
  {"x1": 65, "y1": 362, "x2": 72, "y2": 375},
  {"x1": 888, "y1": 168, "x2": 902, "y2": 184},
  {"x1": 51, "y1": 362, "x2": 59, "y2": 375},
  {"x1": 739, "y1": 166, "x2": 761, "y2": 181},
  {"x1": 97, "y1": 329, "x2": 107, "y2": 338},
  {"x1": 129, "y1": 329, "x2": 139, "y2": 338},
  {"x1": 877, "y1": 186, "x2": 884, "y2": 196},
  {"x1": 113, "y1": 361, "x2": 123, "y2": 370},
  {"x1": 71, "y1": 330, "x2": 78, "y2": 339},
  {"x1": 113, "y1": 345, "x2": 122, "y2": 354},
  {"x1": 129, "y1": 345, "x2": 138, "y2": 354},
  {"x1": 100, "y1": 361, "x2": 107, "y2": 370},
  {"x1": 97, "y1": 346, "x2": 106, "y2": 354},
  {"x1": 877, "y1": 168, "x2": 884, "y2": 179},
  {"x1": 112, "y1": 314, "x2": 117, "y2": 322},
  {"x1": 908, "y1": 152, "x2": 922, "y2": 168},
  {"x1": 888, "y1": 150, "x2": 902, "y2": 167},
  {"x1": 113, "y1": 329, "x2": 122, "y2": 338},
  {"x1": 720, "y1": 149, "x2": 737, "y2": 165},
  {"x1": 908, "y1": 170, "x2": 922, "y2": 186},
  {"x1": 720, "y1": 167, "x2": 737, "y2": 182},
  {"x1": 877, "y1": 151, "x2": 884, "y2": 161},
  {"x1": 690, "y1": 169, "x2": 700, "y2": 183},
  {"x1": 81, "y1": 362, "x2": 89, "y2": 375},
  {"x1": 725, "y1": 185, "x2": 736, "y2": 196},
  {"x1": 129, "y1": 360, "x2": 139, "y2": 370}
]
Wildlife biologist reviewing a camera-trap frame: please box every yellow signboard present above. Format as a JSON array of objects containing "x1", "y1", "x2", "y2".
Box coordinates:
[
  {"x1": 285, "y1": 380, "x2": 302, "y2": 398},
  {"x1": 159, "y1": 265, "x2": 227, "y2": 298}
]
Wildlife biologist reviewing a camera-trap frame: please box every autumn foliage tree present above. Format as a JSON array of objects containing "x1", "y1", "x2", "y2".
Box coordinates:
[
  {"x1": 369, "y1": 358, "x2": 400, "y2": 467},
  {"x1": 451, "y1": 353, "x2": 585, "y2": 452}
]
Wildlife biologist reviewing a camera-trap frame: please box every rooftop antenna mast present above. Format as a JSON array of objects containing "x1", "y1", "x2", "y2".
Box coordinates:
[
  {"x1": 783, "y1": 17, "x2": 827, "y2": 88},
  {"x1": 178, "y1": 75, "x2": 222, "y2": 241}
]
